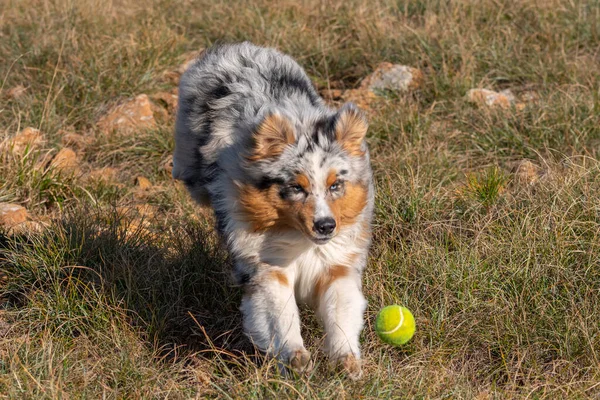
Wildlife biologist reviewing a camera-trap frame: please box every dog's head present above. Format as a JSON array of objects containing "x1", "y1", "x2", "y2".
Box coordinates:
[{"x1": 238, "y1": 103, "x2": 371, "y2": 244}]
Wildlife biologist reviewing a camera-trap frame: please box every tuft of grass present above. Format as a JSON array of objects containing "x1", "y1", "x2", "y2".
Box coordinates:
[
  {"x1": 463, "y1": 167, "x2": 506, "y2": 208},
  {"x1": 0, "y1": 147, "x2": 80, "y2": 210}
]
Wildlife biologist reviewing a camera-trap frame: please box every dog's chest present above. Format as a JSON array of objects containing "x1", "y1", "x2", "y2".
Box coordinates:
[{"x1": 291, "y1": 237, "x2": 361, "y2": 303}]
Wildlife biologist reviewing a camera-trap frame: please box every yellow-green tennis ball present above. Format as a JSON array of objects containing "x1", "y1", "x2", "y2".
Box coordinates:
[{"x1": 375, "y1": 305, "x2": 415, "y2": 346}]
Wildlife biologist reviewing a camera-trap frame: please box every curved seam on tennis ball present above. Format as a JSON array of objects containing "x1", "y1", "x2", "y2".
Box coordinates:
[{"x1": 380, "y1": 306, "x2": 405, "y2": 335}]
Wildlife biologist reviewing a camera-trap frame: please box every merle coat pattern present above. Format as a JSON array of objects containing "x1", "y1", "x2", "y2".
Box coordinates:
[{"x1": 173, "y1": 42, "x2": 374, "y2": 379}]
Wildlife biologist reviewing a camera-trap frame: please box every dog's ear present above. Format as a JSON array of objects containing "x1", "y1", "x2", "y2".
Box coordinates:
[
  {"x1": 334, "y1": 103, "x2": 368, "y2": 157},
  {"x1": 248, "y1": 113, "x2": 295, "y2": 161}
]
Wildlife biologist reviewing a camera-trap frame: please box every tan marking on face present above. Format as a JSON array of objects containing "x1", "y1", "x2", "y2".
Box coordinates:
[
  {"x1": 267, "y1": 270, "x2": 289, "y2": 287},
  {"x1": 248, "y1": 114, "x2": 295, "y2": 161},
  {"x1": 237, "y1": 183, "x2": 316, "y2": 236},
  {"x1": 328, "y1": 182, "x2": 368, "y2": 230},
  {"x1": 326, "y1": 170, "x2": 337, "y2": 188},
  {"x1": 335, "y1": 108, "x2": 368, "y2": 157},
  {"x1": 312, "y1": 264, "x2": 350, "y2": 306},
  {"x1": 296, "y1": 174, "x2": 310, "y2": 192},
  {"x1": 237, "y1": 184, "x2": 284, "y2": 231},
  {"x1": 294, "y1": 196, "x2": 316, "y2": 237}
]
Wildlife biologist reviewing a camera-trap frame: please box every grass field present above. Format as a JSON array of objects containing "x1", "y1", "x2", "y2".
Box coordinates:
[{"x1": 1, "y1": 0, "x2": 600, "y2": 398}]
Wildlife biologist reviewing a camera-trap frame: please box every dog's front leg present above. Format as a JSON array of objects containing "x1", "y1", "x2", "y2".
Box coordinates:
[
  {"x1": 316, "y1": 266, "x2": 367, "y2": 380},
  {"x1": 240, "y1": 268, "x2": 312, "y2": 375}
]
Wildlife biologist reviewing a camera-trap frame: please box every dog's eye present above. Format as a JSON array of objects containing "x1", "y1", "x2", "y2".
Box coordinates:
[
  {"x1": 329, "y1": 181, "x2": 343, "y2": 192},
  {"x1": 290, "y1": 184, "x2": 304, "y2": 193}
]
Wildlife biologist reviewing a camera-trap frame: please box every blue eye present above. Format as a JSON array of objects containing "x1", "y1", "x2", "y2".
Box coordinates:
[
  {"x1": 290, "y1": 184, "x2": 304, "y2": 193},
  {"x1": 330, "y1": 181, "x2": 342, "y2": 191}
]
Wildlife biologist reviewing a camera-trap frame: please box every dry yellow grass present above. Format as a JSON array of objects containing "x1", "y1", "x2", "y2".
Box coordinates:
[{"x1": 1, "y1": 0, "x2": 600, "y2": 398}]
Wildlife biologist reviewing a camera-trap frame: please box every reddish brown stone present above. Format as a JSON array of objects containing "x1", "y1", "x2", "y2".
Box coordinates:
[
  {"x1": 0, "y1": 203, "x2": 28, "y2": 228},
  {"x1": 97, "y1": 94, "x2": 157, "y2": 134},
  {"x1": 467, "y1": 89, "x2": 515, "y2": 109},
  {"x1": 4, "y1": 127, "x2": 44, "y2": 155},
  {"x1": 150, "y1": 88, "x2": 179, "y2": 115},
  {"x1": 50, "y1": 148, "x2": 79, "y2": 173},
  {"x1": 6, "y1": 85, "x2": 27, "y2": 100},
  {"x1": 135, "y1": 176, "x2": 152, "y2": 190}
]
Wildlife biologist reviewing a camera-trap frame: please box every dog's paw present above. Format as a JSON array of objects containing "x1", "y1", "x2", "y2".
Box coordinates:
[
  {"x1": 288, "y1": 349, "x2": 313, "y2": 374},
  {"x1": 339, "y1": 354, "x2": 363, "y2": 380}
]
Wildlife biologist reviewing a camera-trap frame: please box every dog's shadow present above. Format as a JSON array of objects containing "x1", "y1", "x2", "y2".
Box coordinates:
[{"x1": 59, "y1": 207, "x2": 254, "y2": 363}]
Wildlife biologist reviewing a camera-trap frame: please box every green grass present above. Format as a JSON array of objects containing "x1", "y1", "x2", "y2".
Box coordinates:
[{"x1": 1, "y1": 0, "x2": 600, "y2": 398}]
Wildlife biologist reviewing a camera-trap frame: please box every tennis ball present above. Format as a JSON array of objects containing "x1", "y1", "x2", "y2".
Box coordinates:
[{"x1": 375, "y1": 305, "x2": 415, "y2": 346}]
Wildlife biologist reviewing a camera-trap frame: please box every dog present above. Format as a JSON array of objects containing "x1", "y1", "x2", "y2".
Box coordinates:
[{"x1": 173, "y1": 42, "x2": 374, "y2": 379}]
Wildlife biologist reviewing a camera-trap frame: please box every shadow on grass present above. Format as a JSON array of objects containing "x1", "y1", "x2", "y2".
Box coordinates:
[{"x1": 0, "y1": 206, "x2": 254, "y2": 365}]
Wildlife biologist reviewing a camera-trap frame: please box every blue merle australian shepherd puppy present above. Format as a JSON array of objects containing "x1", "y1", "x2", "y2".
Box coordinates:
[{"x1": 173, "y1": 42, "x2": 374, "y2": 379}]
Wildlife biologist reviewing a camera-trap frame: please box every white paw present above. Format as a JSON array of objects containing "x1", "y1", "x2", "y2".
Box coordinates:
[
  {"x1": 339, "y1": 354, "x2": 363, "y2": 380},
  {"x1": 288, "y1": 349, "x2": 313, "y2": 375}
]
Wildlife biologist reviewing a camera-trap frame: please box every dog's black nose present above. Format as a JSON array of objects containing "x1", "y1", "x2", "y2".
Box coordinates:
[{"x1": 313, "y1": 217, "x2": 336, "y2": 236}]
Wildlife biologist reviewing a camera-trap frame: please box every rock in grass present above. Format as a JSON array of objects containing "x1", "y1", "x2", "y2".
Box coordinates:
[
  {"x1": 135, "y1": 176, "x2": 152, "y2": 190},
  {"x1": 150, "y1": 88, "x2": 179, "y2": 115},
  {"x1": 0, "y1": 203, "x2": 28, "y2": 228},
  {"x1": 0, "y1": 203, "x2": 43, "y2": 235},
  {"x1": 467, "y1": 88, "x2": 516, "y2": 109},
  {"x1": 333, "y1": 63, "x2": 424, "y2": 111},
  {"x1": 319, "y1": 88, "x2": 344, "y2": 102},
  {"x1": 360, "y1": 62, "x2": 424, "y2": 93},
  {"x1": 341, "y1": 89, "x2": 379, "y2": 111},
  {"x1": 60, "y1": 130, "x2": 94, "y2": 151},
  {"x1": 3, "y1": 127, "x2": 44, "y2": 156},
  {"x1": 512, "y1": 160, "x2": 543, "y2": 185},
  {"x1": 97, "y1": 94, "x2": 157, "y2": 134},
  {"x1": 5, "y1": 85, "x2": 27, "y2": 100},
  {"x1": 86, "y1": 167, "x2": 119, "y2": 184},
  {"x1": 50, "y1": 148, "x2": 79, "y2": 173}
]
